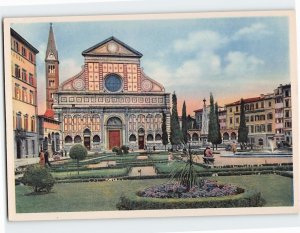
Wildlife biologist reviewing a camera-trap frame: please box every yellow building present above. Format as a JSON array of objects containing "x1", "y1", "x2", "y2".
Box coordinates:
[
  {"x1": 224, "y1": 94, "x2": 275, "y2": 147},
  {"x1": 11, "y1": 28, "x2": 39, "y2": 159}
]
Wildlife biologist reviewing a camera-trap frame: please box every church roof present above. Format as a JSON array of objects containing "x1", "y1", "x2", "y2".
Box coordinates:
[
  {"x1": 45, "y1": 23, "x2": 58, "y2": 61},
  {"x1": 82, "y1": 36, "x2": 143, "y2": 58}
]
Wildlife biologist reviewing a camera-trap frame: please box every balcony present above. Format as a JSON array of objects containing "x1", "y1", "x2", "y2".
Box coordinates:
[{"x1": 275, "y1": 103, "x2": 284, "y2": 109}]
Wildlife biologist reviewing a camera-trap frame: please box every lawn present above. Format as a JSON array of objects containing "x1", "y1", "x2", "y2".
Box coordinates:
[{"x1": 15, "y1": 174, "x2": 293, "y2": 213}]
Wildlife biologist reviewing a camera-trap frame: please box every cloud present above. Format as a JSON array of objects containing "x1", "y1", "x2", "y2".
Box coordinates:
[
  {"x1": 173, "y1": 30, "x2": 229, "y2": 53},
  {"x1": 232, "y1": 23, "x2": 272, "y2": 40},
  {"x1": 224, "y1": 51, "x2": 264, "y2": 77},
  {"x1": 60, "y1": 58, "x2": 83, "y2": 82}
]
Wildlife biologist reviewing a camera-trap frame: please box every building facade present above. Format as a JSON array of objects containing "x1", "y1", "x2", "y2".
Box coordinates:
[
  {"x1": 38, "y1": 109, "x2": 61, "y2": 155},
  {"x1": 11, "y1": 28, "x2": 39, "y2": 159},
  {"x1": 224, "y1": 94, "x2": 275, "y2": 147},
  {"x1": 274, "y1": 84, "x2": 292, "y2": 145},
  {"x1": 53, "y1": 36, "x2": 171, "y2": 151}
]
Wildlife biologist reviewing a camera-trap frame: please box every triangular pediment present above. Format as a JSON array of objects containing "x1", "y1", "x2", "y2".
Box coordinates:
[{"x1": 82, "y1": 37, "x2": 143, "y2": 58}]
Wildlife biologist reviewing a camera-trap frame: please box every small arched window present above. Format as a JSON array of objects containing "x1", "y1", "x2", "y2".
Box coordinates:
[
  {"x1": 65, "y1": 136, "x2": 72, "y2": 143},
  {"x1": 147, "y1": 134, "x2": 154, "y2": 141}
]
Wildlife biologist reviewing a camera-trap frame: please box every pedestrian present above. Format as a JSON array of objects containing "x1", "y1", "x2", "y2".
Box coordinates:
[
  {"x1": 44, "y1": 150, "x2": 52, "y2": 167},
  {"x1": 39, "y1": 151, "x2": 45, "y2": 167},
  {"x1": 232, "y1": 142, "x2": 237, "y2": 154}
]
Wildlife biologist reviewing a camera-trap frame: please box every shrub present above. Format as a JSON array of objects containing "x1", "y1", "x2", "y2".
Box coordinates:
[
  {"x1": 121, "y1": 145, "x2": 129, "y2": 154},
  {"x1": 117, "y1": 147, "x2": 123, "y2": 155},
  {"x1": 21, "y1": 165, "x2": 55, "y2": 193},
  {"x1": 112, "y1": 146, "x2": 119, "y2": 153},
  {"x1": 117, "y1": 188, "x2": 261, "y2": 210},
  {"x1": 69, "y1": 144, "x2": 88, "y2": 175}
]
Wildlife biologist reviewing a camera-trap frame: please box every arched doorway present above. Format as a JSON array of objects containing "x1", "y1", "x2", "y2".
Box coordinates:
[
  {"x1": 138, "y1": 128, "x2": 145, "y2": 149},
  {"x1": 83, "y1": 128, "x2": 91, "y2": 150},
  {"x1": 223, "y1": 132, "x2": 229, "y2": 141},
  {"x1": 231, "y1": 132, "x2": 237, "y2": 141},
  {"x1": 107, "y1": 117, "x2": 122, "y2": 150}
]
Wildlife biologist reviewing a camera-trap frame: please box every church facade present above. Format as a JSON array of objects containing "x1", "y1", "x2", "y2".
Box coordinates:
[{"x1": 52, "y1": 36, "x2": 171, "y2": 152}]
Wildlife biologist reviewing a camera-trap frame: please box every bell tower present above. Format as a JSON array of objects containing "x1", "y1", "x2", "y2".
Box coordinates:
[{"x1": 45, "y1": 23, "x2": 59, "y2": 109}]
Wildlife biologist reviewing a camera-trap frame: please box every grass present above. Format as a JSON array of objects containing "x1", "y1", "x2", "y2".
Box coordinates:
[
  {"x1": 149, "y1": 154, "x2": 169, "y2": 161},
  {"x1": 15, "y1": 174, "x2": 293, "y2": 213},
  {"x1": 51, "y1": 167, "x2": 129, "y2": 179}
]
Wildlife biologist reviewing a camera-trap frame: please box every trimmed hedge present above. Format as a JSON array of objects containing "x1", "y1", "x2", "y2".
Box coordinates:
[{"x1": 117, "y1": 188, "x2": 261, "y2": 210}]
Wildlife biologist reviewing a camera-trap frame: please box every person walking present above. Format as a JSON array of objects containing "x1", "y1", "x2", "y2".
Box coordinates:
[
  {"x1": 39, "y1": 151, "x2": 45, "y2": 167},
  {"x1": 44, "y1": 150, "x2": 52, "y2": 167}
]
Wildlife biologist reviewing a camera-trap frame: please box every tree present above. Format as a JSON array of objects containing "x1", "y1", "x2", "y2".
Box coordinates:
[
  {"x1": 162, "y1": 112, "x2": 169, "y2": 151},
  {"x1": 170, "y1": 92, "x2": 182, "y2": 149},
  {"x1": 238, "y1": 98, "x2": 248, "y2": 150},
  {"x1": 181, "y1": 101, "x2": 188, "y2": 144},
  {"x1": 207, "y1": 93, "x2": 219, "y2": 150},
  {"x1": 21, "y1": 165, "x2": 55, "y2": 193},
  {"x1": 215, "y1": 102, "x2": 222, "y2": 149},
  {"x1": 69, "y1": 144, "x2": 87, "y2": 175}
]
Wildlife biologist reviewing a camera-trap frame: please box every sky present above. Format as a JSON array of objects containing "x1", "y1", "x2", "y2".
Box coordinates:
[{"x1": 11, "y1": 15, "x2": 291, "y2": 115}]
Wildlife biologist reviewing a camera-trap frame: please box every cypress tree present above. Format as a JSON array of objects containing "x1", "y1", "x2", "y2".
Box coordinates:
[
  {"x1": 207, "y1": 93, "x2": 218, "y2": 150},
  {"x1": 238, "y1": 99, "x2": 248, "y2": 150},
  {"x1": 170, "y1": 92, "x2": 182, "y2": 148},
  {"x1": 182, "y1": 101, "x2": 188, "y2": 144},
  {"x1": 215, "y1": 102, "x2": 222, "y2": 150},
  {"x1": 162, "y1": 112, "x2": 169, "y2": 151}
]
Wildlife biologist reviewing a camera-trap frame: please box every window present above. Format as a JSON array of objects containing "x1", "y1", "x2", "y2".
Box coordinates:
[
  {"x1": 49, "y1": 80, "x2": 55, "y2": 87},
  {"x1": 31, "y1": 117, "x2": 35, "y2": 132},
  {"x1": 285, "y1": 99, "x2": 289, "y2": 108},
  {"x1": 155, "y1": 134, "x2": 162, "y2": 141},
  {"x1": 29, "y1": 73, "x2": 33, "y2": 85},
  {"x1": 255, "y1": 103, "x2": 258, "y2": 109},
  {"x1": 29, "y1": 91, "x2": 34, "y2": 104},
  {"x1": 267, "y1": 113, "x2": 273, "y2": 120},
  {"x1": 105, "y1": 74, "x2": 122, "y2": 92},
  {"x1": 251, "y1": 116, "x2": 254, "y2": 122},
  {"x1": 21, "y1": 47, "x2": 26, "y2": 57},
  {"x1": 21, "y1": 69, "x2": 27, "y2": 82},
  {"x1": 261, "y1": 124, "x2": 265, "y2": 132},
  {"x1": 236, "y1": 117, "x2": 239, "y2": 123},
  {"x1": 14, "y1": 84, "x2": 20, "y2": 100},
  {"x1": 258, "y1": 138, "x2": 264, "y2": 146},
  {"x1": 65, "y1": 136, "x2": 73, "y2": 143},
  {"x1": 269, "y1": 101, "x2": 272, "y2": 107},
  {"x1": 24, "y1": 115, "x2": 28, "y2": 131},
  {"x1": 16, "y1": 113, "x2": 22, "y2": 130},
  {"x1": 129, "y1": 134, "x2": 136, "y2": 142},
  {"x1": 29, "y1": 53, "x2": 34, "y2": 62},
  {"x1": 261, "y1": 102, "x2": 264, "y2": 108},
  {"x1": 14, "y1": 64, "x2": 20, "y2": 78},
  {"x1": 246, "y1": 116, "x2": 249, "y2": 122},
  {"x1": 14, "y1": 41, "x2": 19, "y2": 52},
  {"x1": 230, "y1": 117, "x2": 233, "y2": 124},
  {"x1": 147, "y1": 134, "x2": 154, "y2": 141},
  {"x1": 236, "y1": 106, "x2": 239, "y2": 112},
  {"x1": 74, "y1": 135, "x2": 82, "y2": 143},
  {"x1": 22, "y1": 87, "x2": 27, "y2": 102},
  {"x1": 285, "y1": 110, "x2": 290, "y2": 118},
  {"x1": 251, "y1": 125, "x2": 254, "y2": 133},
  {"x1": 229, "y1": 108, "x2": 232, "y2": 113},
  {"x1": 267, "y1": 124, "x2": 272, "y2": 132},
  {"x1": 285, "y1": 90, "x2": 290, "y2": 97},
  {"x1": 48, "y1": 65, "x2": 55, "y2": 74},
  {"x1": 93, "y1": 135, "x2": 100, "y2": 143}
]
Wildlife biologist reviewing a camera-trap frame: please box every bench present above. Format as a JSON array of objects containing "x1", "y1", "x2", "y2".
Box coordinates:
[{"x1": 203, "y1": 157, "x2": 215, "y2": 165}]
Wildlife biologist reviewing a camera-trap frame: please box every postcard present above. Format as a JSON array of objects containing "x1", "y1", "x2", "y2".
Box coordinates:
[{"x1": 3, "y1": 11, "x2": 298, "y2": 221}]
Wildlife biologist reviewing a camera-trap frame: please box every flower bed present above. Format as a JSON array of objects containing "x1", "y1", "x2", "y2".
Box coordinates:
[
  {"x1": 138, "y1": 180, "x2": 240, "y2": 198},
  {"x1": 117, "y1": 181, "x2": 261, "y2": 210}
]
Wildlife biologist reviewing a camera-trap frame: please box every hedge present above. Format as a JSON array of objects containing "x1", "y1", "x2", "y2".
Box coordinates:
[{"x1": 117, "y1": 188, "x2": 261, "y2": 210}]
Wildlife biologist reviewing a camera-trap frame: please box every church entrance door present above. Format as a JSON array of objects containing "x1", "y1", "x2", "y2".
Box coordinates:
[
  {"x1": 109, "y1": 130, "x2": 121, "y2": 149},
  {"x1": 138, "y1": 136, "x2": 144, "y2": 149}
]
